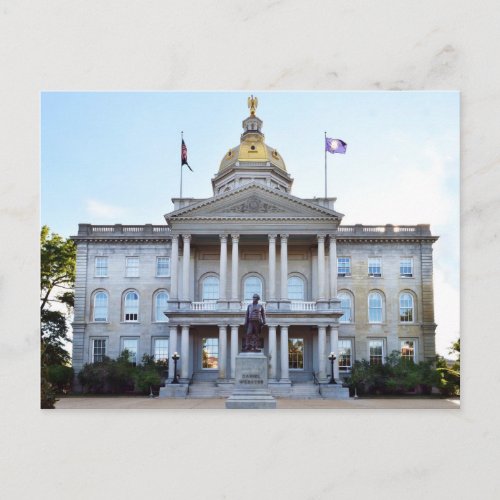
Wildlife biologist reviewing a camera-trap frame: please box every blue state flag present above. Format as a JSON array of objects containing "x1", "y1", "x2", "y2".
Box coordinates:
[{"x1": 325, "y1": 138, "x2": 347, "y2": 154}]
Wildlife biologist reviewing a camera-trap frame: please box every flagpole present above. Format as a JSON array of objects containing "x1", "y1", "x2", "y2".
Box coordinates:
[
  {"x1": 324, "y1": 131, "x2": 327, "y2": 198},
  {"x1": 180, "y1": 131, "x2": 183, "y2": 199}
]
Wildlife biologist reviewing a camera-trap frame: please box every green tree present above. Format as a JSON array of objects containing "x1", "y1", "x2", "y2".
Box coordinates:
[
  {"x1": 41, "y1": 225, "x2": 76, "y2": 312},
  {"x1": 40, "y1": 226, "x2": 76, "y2": 405},
  {"x1": 436, "y1": 338, "x2": 460, "y2": 396}
]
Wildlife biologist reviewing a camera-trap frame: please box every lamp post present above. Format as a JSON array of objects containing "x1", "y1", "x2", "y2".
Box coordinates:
[
  {"x1": 171, "y1": 352, "x2": 180, "y2": 384},
  {"x1": 328, "y1": 352, "x2": 336, "y2": 384}
]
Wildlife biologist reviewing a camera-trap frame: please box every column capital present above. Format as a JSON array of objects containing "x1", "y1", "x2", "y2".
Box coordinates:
[
  {"x1": 180, "y1": 324, "x2": 190, "y2": 329},
  {"x1": 182, "y1": 234, "x2": 191, "y2": 242},
  {"x1": 280, "y1": 233, "x2": 289, "y2": 241},
  {"x1": 219, "y1": 234, "x2": 228, "y2": 242},
  {"x1": 229, "y1": 324, "x2": 241, "y2": 329},
  {"x1": 171, "y1": 234, "x2": 180, "y2": 242},
  {"x1": 231, "y1": 234, "x2": 240, "y2": 243},
  {"x1": 328, "y1": 234, "x2": 337, "y2": 242},
  {"x1": 317, "y1": 234, "x2": 327, "y2": 242},
  {"x1": 217, "y1": 324, "x2": 228, "y2": 329},
  {"x1": 268, "y1": 234, "x2": 277, "y2": 241}
]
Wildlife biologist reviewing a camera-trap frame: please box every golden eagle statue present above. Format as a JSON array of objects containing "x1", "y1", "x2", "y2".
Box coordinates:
[{"x1": 247, "y1": 95, "x2": 258, "y2": 116}]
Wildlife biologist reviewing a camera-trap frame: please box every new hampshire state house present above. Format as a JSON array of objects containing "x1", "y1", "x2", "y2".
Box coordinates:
[{"x1": 71, "y1": 97, "x2": 439, "y2": 399}]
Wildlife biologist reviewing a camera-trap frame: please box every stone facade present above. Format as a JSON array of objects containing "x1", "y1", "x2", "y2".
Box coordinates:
[{"x1": 71, "y1": 101, "x2": 438, "y2": 396}]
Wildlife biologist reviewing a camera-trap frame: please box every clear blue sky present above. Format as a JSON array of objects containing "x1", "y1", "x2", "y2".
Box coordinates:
[{"x1": 41, "y1": 91, "x2": 459, "y2": 356}]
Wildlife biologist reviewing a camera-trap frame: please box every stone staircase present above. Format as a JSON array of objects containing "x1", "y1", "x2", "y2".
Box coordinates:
[
  {"x1": 186, "y1": 381, "x2": 219, "y2": 398},
  {"x1": 289, "y1": 382, "x2": 323, "y2": 399}
]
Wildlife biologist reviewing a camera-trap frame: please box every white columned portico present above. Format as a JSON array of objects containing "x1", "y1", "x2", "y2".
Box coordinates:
[
  {"x1": 280, "y1": 325, "x2": 289, "y2": 382},
  {"x1": 168, "y1": 325, "x2": 178, "y2": 381},
  {"x1": 268, "y1": 234, "x2": 277, "y2": 302},
  {"x1": 317, "y1": 235, "x2": 326, "y2": 300},
  {"x1": 219, "y1": 234, "x2": 228, "y2": 302},
  {"x1": 170, "y1": 235, "x2": 179, "y2": 300},
  {"x1": 230, "y1": 234, "x2": 240, "y2": 305},
  {"x1": 280, "y1": 234, "x2": 289, "y2": 302},
  {"x1": 329, "y1": 235, "x2": 337, "y2": 299},
  {"x1": 230, "y1": 325, "x2": 239, "y2": 379},
  {"x1": 182, "y1": 234, "x2": 191, "y2": 302},
  {"x1": 318, "y1": 325, "x2": 327, "y2": 381},
  {"x1": 180, "y1": 324, "x2": 189, "y2": 380},
  {"x1": 218, "y1": 325, "x2": 227, "y2": 379},
  {"x1": 268, "y1": 324, "x2": 277, "y2": 380},
  {"x1": 330, "y1": 326, "x2": 340, "y2": 380}
]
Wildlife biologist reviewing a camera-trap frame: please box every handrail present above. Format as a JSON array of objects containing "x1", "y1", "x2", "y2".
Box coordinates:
[
  {"x1": 185, "y1": 371, "x2": 195, "y2": 397},
  {"x1": 312, "y1": 372, "x2": 323, "y2": 398}
]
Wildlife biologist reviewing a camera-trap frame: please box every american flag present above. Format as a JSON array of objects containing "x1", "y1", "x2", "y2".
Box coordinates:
[{"x1": 181, "y1": 139, "x2": 193, "y2": 171}]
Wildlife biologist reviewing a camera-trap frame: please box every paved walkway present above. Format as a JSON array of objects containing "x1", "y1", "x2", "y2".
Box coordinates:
[{"x1": 56, "y1": 397, "x2": 459, "y2": 410}]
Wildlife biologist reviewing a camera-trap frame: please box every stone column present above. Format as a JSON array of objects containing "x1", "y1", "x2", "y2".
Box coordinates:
[
  {"x1": 230, "y1": 325, "x2": 239, "y2": 379},
  {"x1": 329, "y1": 235, "x2": 337, "y2": 299},
  {"x1": 318, "y1": 325, "x2": 327, "y2": 381},
  {"x1": 230, "y1": 234, "x2": 240, "y2": 304},
  {"x1": 218, "y1": 325, "x2": 227, "y2": 380},
  {"x1": 330, "y1": 326, "x2": 340, "y2": 380},
  {"x1": 182, "y1": 234, "x2": 191, "y2": 302},
  {"x1": 280, "y1": 325, "x2": 289, "y2": 382},
  {"x1": 168, "y1": 325, "x2": 178, "y2": 381},
  {"x1": 268, "y1": 324, "x2": 277, "y2": 381},
  {"x1": 317, "y1": 235, "x2": 326, "y2": 300},
  {"x1": 268, "y1": 234, "x2": 277, "y2": 301},
  {"x1": 170, "y1": 235, "x2": 179, "y2": 300},
  {"x1": 180, "y1": 324, "x2": 190, "y2": 380},
  {"x1": 219, "y1": 234, "x2": 228, "y2": 302},
  {"x1": 280, "y1": 234, "x2": 289, "y2": 301}
]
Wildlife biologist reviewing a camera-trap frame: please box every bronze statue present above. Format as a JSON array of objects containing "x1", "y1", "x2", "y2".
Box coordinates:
[{"x1": 243, "y1": 293, "x2": 266, "y2": 352}]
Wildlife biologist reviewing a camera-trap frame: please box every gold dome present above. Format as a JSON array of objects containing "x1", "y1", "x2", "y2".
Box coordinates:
[
  {"x1": 219, "y1": 143, "x2": 287, "y2": 172},
  {"x1": 218, "y1": 97, "x2": 287, "y2": 173}
]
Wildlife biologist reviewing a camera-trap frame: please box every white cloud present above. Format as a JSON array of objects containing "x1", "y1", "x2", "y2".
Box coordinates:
[{"x1": 86, "y1": 199, "x2": 125, "y2": 220}]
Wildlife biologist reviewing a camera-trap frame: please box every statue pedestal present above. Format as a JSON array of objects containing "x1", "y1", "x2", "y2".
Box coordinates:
[{"x1": 225, "y1": 352, "x2": 277, "y2": 409}]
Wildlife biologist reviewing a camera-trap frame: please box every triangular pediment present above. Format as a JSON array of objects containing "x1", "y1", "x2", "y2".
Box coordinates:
[{"x1": 165, "y1": 182, "x2": 343, "y2": 221}]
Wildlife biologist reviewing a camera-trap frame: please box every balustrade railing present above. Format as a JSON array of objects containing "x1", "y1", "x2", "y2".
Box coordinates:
[
  {"x1": 191, "y1": 301, "x2": 217, "y2": 311},
  {"x1": 290, "y1": 301, "x2": 317, "y2": 311}
]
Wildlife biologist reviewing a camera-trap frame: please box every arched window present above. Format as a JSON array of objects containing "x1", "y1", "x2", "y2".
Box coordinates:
[
  {"x1": 202, "y1": 276, "x2": 219, "y2": 301},
  {"x1": 155, "y1": 291, "x2": 169, "y2": 322},
  {"x1": 93, "y1": 291, "x2": 108, "y2": 322},
  {"x1": 124, "y1": 291, "x2": 139, "y2": 322},
  {"x1": 368, "y1": 291, "x2": 383, "y2": 323},
  {"x1": 244, "y1": 275, "x2": 263, "y2": 300},
  {"x1": 287, "y1": 276, "x2": 305, "y2": 300},
  {"x1": 399, "y1": 292, "x2": 414, "y2": 322},
  {"x1": 338, "y1": 291, "x2": 353, "y2": 323}
]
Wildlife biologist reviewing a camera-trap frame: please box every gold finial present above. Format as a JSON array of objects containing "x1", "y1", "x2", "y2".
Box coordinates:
[{"x1": 247, "y1": 95, "x2": 258, "y2": 116}]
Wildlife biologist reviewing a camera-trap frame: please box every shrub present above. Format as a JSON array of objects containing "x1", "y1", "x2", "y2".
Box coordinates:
[
  {"x1": 134, "y1": 353, "x2": 167, "y2": 394},
  {"x1": 78, "y1": 357, "x2": 112, "y2": 393},
  {"x1": 47, "y1": 365, "x2": 74, "y2": 393},
  {"x1": 346, "y1": 351, "x2": 442, "y2": 396}
]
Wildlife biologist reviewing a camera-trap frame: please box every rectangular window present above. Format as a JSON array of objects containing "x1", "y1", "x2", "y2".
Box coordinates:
[
  {"x1": 337, "y1": 257, "x2": 351, "y2": 277},
  {"x1": 400, "y1": 257, "x2": 413, "y2": 277},
  {"x1": 338, "y1": 339, "x2": 352, "y2": 371},
  {"x1": 122, "y1": 339, "x2": 139, "y2": 365},
  {"x1": 153, "y1": 338, "x2": 169, "y2": 363},
  {"x1": 401, "y1": 340, "x2": 417, "y2": 363},
  {"x1": 92, "y1": 339, "x2": 106, "y2": 363},
  {"x1": 122, "y1": 338, "x2": 138, "y2": 365},
  {"x1": 288, "y1": 338, "x2": 304, "y2": 370},
  {"x1": 369, "y1": 340, "x2": 384, "y2": 365},
  {"x1": 126, "y1": 257, "x2": 139, "y2": 277},
  {"x1": 202, "y1": 338, "x2": 219, "y2": 369},
  {"x1": 95, "y1": 256, "x2": 108, "y2": 277},
  {"x1": 156, "y1": 257, "x2": 170, "y2": 277},
  {"x1": 368, "y1": 257, "x2": 382, "y2": 277}
]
